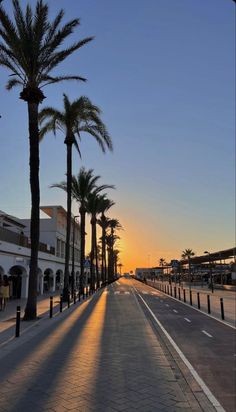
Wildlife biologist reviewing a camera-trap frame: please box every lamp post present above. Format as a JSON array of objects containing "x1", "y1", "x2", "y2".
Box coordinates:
[
  {"x1": 71, "y1": 215, "x2": 80, "y2": 297},
  {"x1": 204, "y1": 251, "x2": 213, "y2": 293}
]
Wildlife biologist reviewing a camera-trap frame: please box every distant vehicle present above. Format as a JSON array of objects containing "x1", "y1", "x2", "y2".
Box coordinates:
[{"x1": 123, "y1": 273, "x2": 130, "y2": 278}]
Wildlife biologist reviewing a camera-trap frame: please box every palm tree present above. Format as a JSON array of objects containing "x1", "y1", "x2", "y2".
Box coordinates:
[
  {"x1": 39, "y1": 95, "x2": 112, "y2": 299},
  {"x1": 97, "y1": 198, "x2": 115, "y2": 285},
  {"x1": 52, "y1": 168, "x2": 113, "y2": 295},
  {"x1": 107, "y1": 219, "x2": 122, "y2": 282},
  {"x1": 86, "y1": 193, "x2": 113, "y2": 291},
  {"x1": 181, "y1": 248, "x2": 195, "y2": 289},
  {"x1": 0, "y1": 0, "x2": 93, "y2": 319}
]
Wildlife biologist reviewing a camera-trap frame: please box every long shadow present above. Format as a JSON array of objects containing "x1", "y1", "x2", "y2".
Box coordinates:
[
  {"x1": 90, "y1": 288, "x2": 197, "y2": 411},
  {"x1": 0, "y1": 292, "x2": 102, "y2": 412}
]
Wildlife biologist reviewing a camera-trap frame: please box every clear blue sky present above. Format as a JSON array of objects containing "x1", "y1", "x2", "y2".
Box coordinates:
[{"x1": 0, "y1": 0, "x2": 235, "y2": 271}]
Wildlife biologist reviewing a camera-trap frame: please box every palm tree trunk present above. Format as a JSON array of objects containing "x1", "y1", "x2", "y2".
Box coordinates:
[
  {"x1": 101, "y1": 226, "x2": 106, "y2": 285},
  {"x1": 63, "y1": 141, "x2": 72, "y2": 300},
  {"x1": 90, "y1": 216, "x2": 96, "y2": 291},
  {"x1": 24, "y1": 101, "x2": 40, "y2": 320},
  {"x1": 79, "y1": 206, "x2": 86, "y2": 294}
]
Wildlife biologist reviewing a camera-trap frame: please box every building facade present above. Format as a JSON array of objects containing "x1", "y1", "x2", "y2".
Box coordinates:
[{"x1": 0, "y1": 206, "x2": 80, "y2": 298}]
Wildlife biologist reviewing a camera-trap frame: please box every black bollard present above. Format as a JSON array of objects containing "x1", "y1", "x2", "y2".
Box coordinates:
[
  {"x1": 207, "y1": 294, "x2": 211, "y2": 314},
  {"x1": 183, "y1": 289, "x2": 186, "y2": 303},
  {"x1": 220, "y1": 298, "x2": 224, "y2": 320},
  {"x1": 74, "y1": 291, "x2": 76, "y2": 304},
  {"x1": 78, "y1": 290, "x2": 81, "y2": 301},
  {"x1": 49, "y1": 296, "x2": 53, "y2": 318},
  {"x1": 60, "y1": 294, "x2": 63, "y2": 312},
  {"x1": 15, "y1": 306, "x2": 21, "y2": 338},
  {"x1": 170, "y1": 286, "x2": 172, "y2": 296},
  {"x1": 174, "y1": 287, "x2": 176, "y2": 298},
  {"x1": 189, "y1": 290, "x2": 192, "y2": 306},
  {"x1": 197, "y1": 292, "x2": 200, "y2": 310},
  {"x1": 67, "y1": 292, "x2": 70, "y2": 308},
  {"x1": 178, "y1": 288, "x2": 181, "y2": 300}
]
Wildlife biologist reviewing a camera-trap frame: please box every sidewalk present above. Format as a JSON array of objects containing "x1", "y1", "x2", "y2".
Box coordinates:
[{"x1": 0, "y1": 285, "x2": 217, "y2": 412}]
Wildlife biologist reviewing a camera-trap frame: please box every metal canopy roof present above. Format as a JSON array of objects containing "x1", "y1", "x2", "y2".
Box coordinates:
[{"x1": 181, "y1": 247, "x2": 236, "y2": 265}]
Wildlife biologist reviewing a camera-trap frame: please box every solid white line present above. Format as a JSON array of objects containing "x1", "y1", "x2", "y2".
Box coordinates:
[
  {"x1": 173, "y1": 309, "x2": 178, "y2": 313},
  {"x1": 135, "y1": 289, "x2": 225, "y2": 412},
  {"x1": 202, "y1": 330, "x2": 213, "y2": 338},
  {"x1": 184, "y1": 318, "x2": 191, "y2": 323}
]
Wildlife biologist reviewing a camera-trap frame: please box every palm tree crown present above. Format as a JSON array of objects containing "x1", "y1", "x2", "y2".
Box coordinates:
[{"x1": 0, "y1": 0, "x2": 93, "y2": 98}]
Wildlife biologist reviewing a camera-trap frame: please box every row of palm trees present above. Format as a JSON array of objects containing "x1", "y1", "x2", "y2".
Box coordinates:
[
  {"x1": 51, "y1": 167, "x2": 122, "y2": 297},
  {"x1": 0, "y1": 1, "x2": 122, "y2": 319}
]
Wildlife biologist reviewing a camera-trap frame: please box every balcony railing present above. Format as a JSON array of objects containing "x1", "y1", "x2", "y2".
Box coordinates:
[{"x1": 0, "y1": 226, "x2": 55, "y2": 255}]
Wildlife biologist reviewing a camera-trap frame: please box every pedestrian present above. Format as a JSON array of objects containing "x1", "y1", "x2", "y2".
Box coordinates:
[{"x1": 1, "y1": 275, "x2": 10, "y2": 311}]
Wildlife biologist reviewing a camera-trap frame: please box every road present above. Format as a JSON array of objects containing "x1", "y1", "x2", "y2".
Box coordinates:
[
  {"x1": 0, "y1": 278, "x2": 235, "y2": 411},
  {"x1": 128, "y1": 278, "x2": 236, "y2": 412}
]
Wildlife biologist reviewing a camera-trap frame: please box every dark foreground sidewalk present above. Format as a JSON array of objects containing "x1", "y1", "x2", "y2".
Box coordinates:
[{"x1": 0, "y1": 284, "x2": 217, "y2": 412}]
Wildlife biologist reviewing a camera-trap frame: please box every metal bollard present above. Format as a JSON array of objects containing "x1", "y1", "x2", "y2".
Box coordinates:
[
  {"x1": 15, "y1": 306, "x2": 21, "y2": 338},
  {"x1": 60, "y1": 294, "x2": 63, "y2": 312},
  {"x1": 170, "y1": 286, "x2": 172, "y2": 296},
  {"x1": 74, "y1": 291, "x2": 76, "y2": 304},
  {"x1": 164, "y1": 285, "x2": 166, "y2": 293},
  {"x1": 197, "y1": 292, "x2": 200, "y2": 310},
  {"x1": 183, "y1": 289, "x2": 186, "y2": 302},
  {"x1": 174, "y1": 287, "x2": 176, "y2": 298},
  {"x1": 220, "y1": 298, "x2": 224, "y2": 320},
  {"x1": 178, "y1": 288, "x2": 181, "y2": 300},
  {"x1": 67, "y1": 292, "x2": 70, "y2": 308},
  {"x1": 189, "y1": 290, "x2": 192, "y2": 306},
  {"x1": 78, "y1": 290, "x2": 81, "y2": 301},
  {"x1": 207, "y1": 294, "x2": 211, "y2": 314},
  {"x1": 49, "y1": 296, "x2": 53, "y2": 318}
]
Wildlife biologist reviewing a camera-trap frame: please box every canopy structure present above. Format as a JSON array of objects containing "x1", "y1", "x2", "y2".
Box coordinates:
[{"x1": 181, "y1": 247, "x2": 236, "y2": 265}]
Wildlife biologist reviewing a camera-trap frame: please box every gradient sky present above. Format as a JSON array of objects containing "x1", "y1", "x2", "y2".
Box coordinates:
[{"x1": 0, "y1": 0, "x2": 235, "y2": 273}]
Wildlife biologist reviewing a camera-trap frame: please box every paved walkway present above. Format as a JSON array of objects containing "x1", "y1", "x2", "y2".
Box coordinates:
[{"x1": 0, "y1": 283, "x2": 217, "y2": 412}]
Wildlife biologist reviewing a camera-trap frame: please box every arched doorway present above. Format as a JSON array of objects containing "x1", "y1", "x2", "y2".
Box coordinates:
[
  {"x1": 8, "y1": 265, "x2": 26, "y2": 299},
  {"x1": 56, "y1": 270, "x2": 63, "y2": 290},
  {"x1": 44, "y1": 269, "x2": 54, "y2": 293}
]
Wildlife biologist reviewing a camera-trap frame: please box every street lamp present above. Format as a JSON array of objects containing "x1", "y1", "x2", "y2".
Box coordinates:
[
  {"x1": 71, "y1": 215, "x2": 80, "y2": 297},
  {"x1": 204, "y1": 251, "x2": 213, "y2": 293}
]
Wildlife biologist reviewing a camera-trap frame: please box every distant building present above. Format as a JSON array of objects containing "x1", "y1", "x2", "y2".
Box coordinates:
[{"x1": 0, "y1": 206, "x2": 80, "y2": 298}]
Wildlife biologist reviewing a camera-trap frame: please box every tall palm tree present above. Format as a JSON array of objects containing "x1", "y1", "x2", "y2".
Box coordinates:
[
  {"x1": 39, "y1": 95, "x2": 112, "y2": 299},
  {"x1": 0, "y1": 0, "x2": 93, "y2": 319},
  {"x1": 97, "y1": 198, "x2": 115, "y2": 285},
  {"x1": 107, "y1": 219, "x2": 122, "y2": 282},
  {"x1": 181, "y1": 248, "x2": 195, "y2": 289},
  {"x1": 86, "y1": 193, "x2": 114, "y2": 291}
]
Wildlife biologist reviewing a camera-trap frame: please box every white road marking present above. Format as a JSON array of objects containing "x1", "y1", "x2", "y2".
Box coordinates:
[
  {"x1": 184, "y1": 318, "x2": 191, "y2": 323},
  {"x1": 173, "y1": 309, "x2": 178, "y2": 313},
  {"x1": 117, "y1": 281, "x2": 121, "y2": 285},
  {"x1": 124, "y1": 291, "x2": 130, "y2": 295},
  {"x1": 165, "y1": 304, "x2": 169, "y2": 307},
  {"x1": 202, "y1": 330, "x2": 213, "y2": 338},
  {"x1": 114, "y1": 291, "x2": 120, "y2": 295},
  {"x1": 142, "y1": 291, "x2": 148, "y2": 294},
  {"x1": 134, "y1": 288, "x2": 225, "y2": 412}
]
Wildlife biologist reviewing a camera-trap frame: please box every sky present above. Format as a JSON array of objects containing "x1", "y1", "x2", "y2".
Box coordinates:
[{"x1": 0, "y1": 0, "x2": 235, "y2": 273}]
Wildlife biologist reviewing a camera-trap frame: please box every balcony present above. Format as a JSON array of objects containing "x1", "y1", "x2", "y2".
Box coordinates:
[{"x1": 0, "y1": 226, "x2": 55, "y2": 255}]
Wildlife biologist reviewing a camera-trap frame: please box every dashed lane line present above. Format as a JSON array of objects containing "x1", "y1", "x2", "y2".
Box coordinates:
[
  {"x1": 134, "y1": 288, "x2": 225, "y2": 412},
  {"x1": 184, "y1": 318, "x2": 191, "y2": 323},
  {"x1": 173, "y1": 309, "x2": 178, "y2": 313},
  {"x1": 165, "y1": 304, "x2": 169, "y2": 307},
  {"x1": 124, "y1": 291, "x2": 130, "y2": 295},
  {"x1": 202, "y1": 330, "x2": 213, "y2": 338}
]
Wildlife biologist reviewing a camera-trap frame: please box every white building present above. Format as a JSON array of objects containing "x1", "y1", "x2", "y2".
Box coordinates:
[{"x1": 0, "y1": 206, "x2": 80, "y2": 298}]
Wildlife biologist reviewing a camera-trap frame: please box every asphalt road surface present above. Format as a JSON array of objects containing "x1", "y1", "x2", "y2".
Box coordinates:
[{"x1": 118, "y1": 277, "x2": 236, "y2": 412}]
